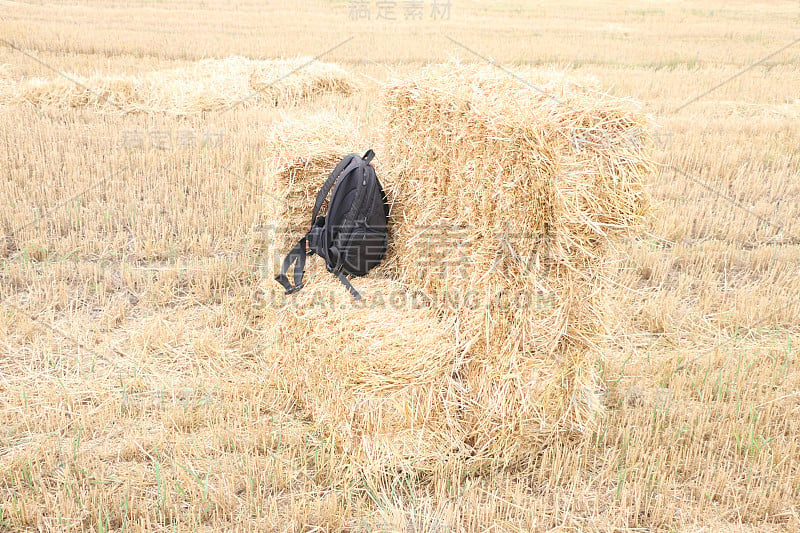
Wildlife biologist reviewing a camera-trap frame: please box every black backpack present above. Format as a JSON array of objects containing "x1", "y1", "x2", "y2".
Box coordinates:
[{"x1": 275, "y1": 149, "x2": 389, "y2": 299}]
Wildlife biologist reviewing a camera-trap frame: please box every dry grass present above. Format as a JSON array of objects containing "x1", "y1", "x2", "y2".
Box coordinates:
[
  {"x1": 0, "y1": 56, "x2": 357, "y2": 114},
  {"x1": 1, "y1": 0, "x2": 800, "y2": 531}
]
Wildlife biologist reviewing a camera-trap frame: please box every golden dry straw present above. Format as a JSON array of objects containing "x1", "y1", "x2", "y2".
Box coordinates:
[
  {"x1": 0, "y1": 56, "x2": 358, "y2": 114},
  {"x1": 382, "y1": 62, "x2": 654, "y2": 465},
  {"x1": 261, "y1": 63, "x2": 654, "y2": 475},
  {"x1": 258, "y1": 276, "x2": 470, "y2": 482}
]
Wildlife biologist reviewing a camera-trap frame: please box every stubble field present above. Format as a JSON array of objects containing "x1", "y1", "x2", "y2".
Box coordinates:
[{"x1": 1, "y1": 0, "x2": 800, "y2": 530}]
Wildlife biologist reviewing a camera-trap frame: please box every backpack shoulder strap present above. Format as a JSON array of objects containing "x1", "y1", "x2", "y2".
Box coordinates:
[
  {"x1": 274, "y1": 236, "x2": 308, "y2": 294},
  {"x1": 311, "y1": 154, "x2": 359, "y2": 225}
]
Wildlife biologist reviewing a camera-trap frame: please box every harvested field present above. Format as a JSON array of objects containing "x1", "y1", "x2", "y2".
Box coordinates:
[{"x1": 2, "y1": 0, "x2": 800, "y2": 530}]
